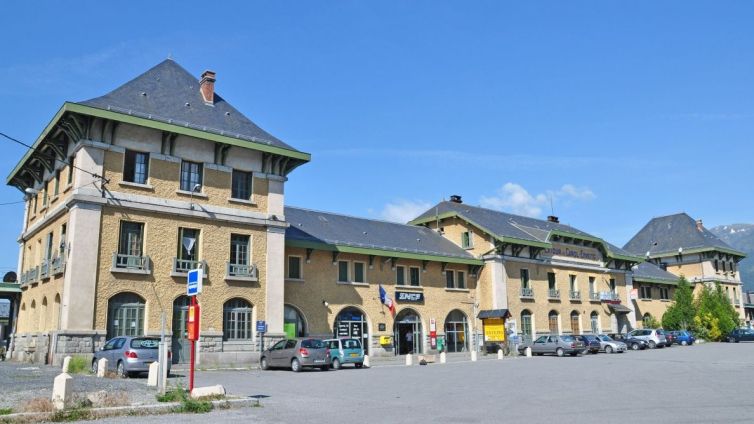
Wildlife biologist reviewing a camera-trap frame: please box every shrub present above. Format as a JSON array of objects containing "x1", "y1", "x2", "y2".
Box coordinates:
[
  {"x1": 156, "y1": 386, "x2": 186, "y2": 403},
  {"x1": 0, "y1": 407, "x2": 12, "y2": 415},
  {"x1": 67, "y1": 356, "x2": 89, "y2": 374}
]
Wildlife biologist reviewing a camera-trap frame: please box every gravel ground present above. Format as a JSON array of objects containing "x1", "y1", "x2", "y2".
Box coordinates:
[{"x1": 0, "y1": 361, "x2": 184, "y2": 411}]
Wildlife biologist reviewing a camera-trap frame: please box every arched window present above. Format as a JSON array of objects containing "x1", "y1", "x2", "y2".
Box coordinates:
[
  {"x1": 284, "y1": 305, "x2": 306, "y2": 338},
  {"x1": 223, "y1": 298, "x2": 252, "y2": 340},
  {"x1": 40, "y1": 297, "x2": 48, "y2": 331},
  {"x1": 30, "y1": 300, "x2": 37, "y2": 333},
  {"x1": 444, "y1": 310, "x2": 468, "y2": 353},
  {"x1": 52, "y1": 294, "x2": 61, "y2": 330},
  {"x1": 570, "y1": 311, "x2": 580, "y2": 335},
  {"x1": 590, "y1": 311, "x2": 600, "y2": 334},
  {"x1": 521, "y1": 310, "x2": 533, "y2": 342},
  {"x1": 642, "y1": 313, "x2": 652, "y2": 328},
  {"x1": 107, "y1": 293, "x2": 145, "y2": 338},
  {"x1": 548, "y1": 310, "x2": 559, "y2": 334}
]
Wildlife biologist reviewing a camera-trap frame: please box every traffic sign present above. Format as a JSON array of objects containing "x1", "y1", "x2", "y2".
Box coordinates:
[
  {"x1": 187, "y1": 268, "x2": 203, "y2": 296},
  {"x1": 256, "y1": 320, "x2": 267, "y2": 333}
]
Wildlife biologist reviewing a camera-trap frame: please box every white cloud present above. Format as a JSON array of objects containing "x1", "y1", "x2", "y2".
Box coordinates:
[
  {"x1": 379, "y1": 199, "x2": 432, "y2": 223},
  {"x1": 479, "y1": 183, "x2": 596, "y2": 218}
]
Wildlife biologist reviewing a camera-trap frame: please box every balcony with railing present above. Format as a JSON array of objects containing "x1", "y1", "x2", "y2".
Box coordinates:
[
  {"x1": 171, "y1": 258, "x2": 207, "y2": 277},
  {"x1": 28, "y1": 267, "x2": 38, "y2": 283},
  {"x1": 39, "y1": 260, "x2": 50, "y2": 279},
  {"x1": 548, "y1": 289, "x2": 560, "y2": 299},
  {"x1": 600, "y1": 292, "x2": 620, "y2": 302},
  {"x1": 111, "y1": 253, "x2": 151, "y2": 274},
  {"x1": 225, "y1": 262, "x2": 259, "y2": 282},
  {"x1": 569, "y1": 290, "x2": 581, "y2": 301},
  {"x1": 520, "y1": 287, "x2": 534, "y2": 299},
  {"x1": 51, "y1": 255, "x2": 66, "y2": 275},
  {"x1": 589, "y1": 291, "x2": 600, "y2": 301},
  {"x1": 19, "y1": 271, "x2": 27, "y2": 285}
]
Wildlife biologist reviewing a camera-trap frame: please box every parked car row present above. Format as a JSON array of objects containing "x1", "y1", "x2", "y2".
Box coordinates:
[{"x1": 260, "y1": 337, "x2": 366, "y2": 372}]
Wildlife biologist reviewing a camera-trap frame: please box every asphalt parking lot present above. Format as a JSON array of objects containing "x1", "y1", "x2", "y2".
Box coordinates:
[{"x1": 93, "y1": 342, "x2": 754, "y2": 424}]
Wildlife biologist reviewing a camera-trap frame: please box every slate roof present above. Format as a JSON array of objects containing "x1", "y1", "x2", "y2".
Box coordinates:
[
  {"x1": 623, "y1": 213, "x2": 745, "y2": 258},
  {"x1": 631, "y1": 262, "x2": 680, "y2": 285},
  {"x1": 410, "y1": 201, "x2": 638, "y2": 259},
  {"x1": 79, "y1": 59, "x2": 298, "y2": 152},
  {"x1": 285, "y1": 206, "x2": 480, "y2": 263}
]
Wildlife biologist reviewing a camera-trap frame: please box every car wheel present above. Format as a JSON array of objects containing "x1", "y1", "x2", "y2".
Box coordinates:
[
  {"x1": 648, "y1": 341, "x2": 656, "y2": 349},
  {"x1": 355, "y1": 363, "x2": 363, "y2": 369},
  {"x1": 117, "y1": 361, "x2": 127, "y2": 378},
  {"x1": 91, "y1": 359, "x2": 98, "y2": 374},
  {"x1": 681, "y1": 340, "x2": 688, "y2": 346},
  {"x1": 631, "y1": 343, "x2": 640, "y2": 351},
  {"x1": 291, "y1": 358, "x2": 301, "y2": 373},
  {"x1": 556, "y1": 348, "x2": 564, "y2": 357},
  {"x1": 332, "y1": 358, "x2": 341, "y2": 370},
  {"x1": 605, "y1": 345, "x2": 613, "y2": 354},
  {"x1": 260, "y1": 357, "x2": 269, "y2": 370}
]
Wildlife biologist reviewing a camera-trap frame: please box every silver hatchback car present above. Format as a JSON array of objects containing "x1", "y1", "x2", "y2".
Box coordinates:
[
  {"x1": 596, "y1": 334, "x2": 627, "y2": 353},
  {"x1": 627, "y1": 329, "x2": 668, "y2": 349},
  {"x1": 260, "y1": 338, "x2": 331, "y2": 372},
  {"x1": 92, "y1": 336, "x2": 170, "y2": 378}
]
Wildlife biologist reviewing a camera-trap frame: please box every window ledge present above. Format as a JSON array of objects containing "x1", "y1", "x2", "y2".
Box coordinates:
[
  {"x1": 640, "y1": 298, "x2": 652, "y2": 301},
  {"x1": 119, "y1": 181, "x2": 154, "y2": 190},
  {"x1": 39, "y1": 205, "x2": 48, "y2": 213},
  {"x1": 396, "y1": 285, "x2": 424, "y2": 291},
  {"x1": 225, "y1": 275, "x2": 258, "y2": 282},
  {"x1": 111, "y1": 267, "x2": 151, "y2": 275},
  {"x1": 176, "y1": 190, "x2": 208, "y2": 199},
  {"x1": 228, "y1": 198, "x2": 257, "y2": 207},
  {"x1": 50, "y1": 195, "x2": 59, "y2": 203},
  {"x1": 337, "y1": 281, "x2": 369, "y2": 287},
  {"x1": 463, "y1": 246, "x2": 474, "y2": 250},
  {"x1": 445, "y1": 288, "x2": 470, "y2": 293},
  {"x1": 285, "y1": 278, "x2": 305, "y2": 283},
  {"x1": 64, "y1": 184, "x2": 73, "y2": 193},
  {"x1": 660, "y1": 299, "x2": 670, "y2": 302}
]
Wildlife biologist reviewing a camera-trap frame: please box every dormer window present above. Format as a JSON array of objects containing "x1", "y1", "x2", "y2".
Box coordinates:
[{"x1": 461, "y1": 231, "x2": 473, "y2": 249}]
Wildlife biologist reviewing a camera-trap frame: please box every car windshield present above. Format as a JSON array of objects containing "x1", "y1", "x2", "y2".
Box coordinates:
[
  {"x1": 598, "y1": 335, "x2": 612, "y2": 342},
  {"x1": 130, "y1": 338, "x2": 159, "y2": 349},
  {"x1": 301, "y1": 339, "x2": 326, "y2": 349},
  {"x1": 560, "y1": 336, "x2": 575, "y2": 342}
]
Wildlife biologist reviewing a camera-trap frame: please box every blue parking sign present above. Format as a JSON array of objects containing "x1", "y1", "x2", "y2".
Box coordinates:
[
  {"x1": 256, "y1": 320, "x2": 267, "y2": 333},
  {"x1": 187, "y1": 268, "x2": 203, "y2": 296}
]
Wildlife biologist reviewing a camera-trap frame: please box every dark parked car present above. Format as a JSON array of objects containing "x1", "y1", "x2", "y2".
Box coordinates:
[
  {"x1": 575, "y1": 335, "x2": 600, "y2": 354},
  {"x1": 609, "y1": 333, "x2": 648, "y2": 351},
  {"x1": 660, "y1": 330, "x2": 674, "y2": 346},
  {"x1": 92, "y1": 336, "x2": 170, "y2": 378},
  {"x1": 727, "y1": 328, "x2": 754, "y2": 343},
  {"x1": 670, "y1": 330, "x2": 696, "y2": 346},
  {"x1": 260, "y1": 338, "x2": 330, "y2": 372}
]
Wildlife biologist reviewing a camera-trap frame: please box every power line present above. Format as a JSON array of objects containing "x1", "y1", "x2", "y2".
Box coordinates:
[{"x1": 0, "y1": 131, "x2": 109, "y2": 185}]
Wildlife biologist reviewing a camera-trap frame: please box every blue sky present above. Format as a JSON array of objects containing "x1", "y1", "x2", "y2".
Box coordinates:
[{"x1": 1, "y1": 1, "x2": 754, "y2": 274}]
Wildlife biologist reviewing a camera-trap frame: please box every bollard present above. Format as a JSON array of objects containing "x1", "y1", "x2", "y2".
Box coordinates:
[
  {"x1": 525, "y1": 347, "x2": 532, "y2": 357},
  {"x1": 405, "y1": 354, "x2": 413, "y2": 366},
  {"x1": 363, "y1": 355, "x2": 370, "y2": 368},
  {"x1": 497, "y1": 349, "x2": 504, "y2": 360},
  {"x1": 471, "y1": 350, "x2": 478, "y2": 362},
  {"x1": 96, "y1": 358, "x2": 108, "y2": 378},
  {"x1": 61, "y1": 356, "x2": 71, "y2": 373},
  {"x1": 440, "y1": 352, "x2": 446, "y2": 364},
  {"x1": 52, "y1": 373, "x2": 72, "y2": 410},
  {"x1": 147, "y1": 362, "x2": 159, "y2": 387}
]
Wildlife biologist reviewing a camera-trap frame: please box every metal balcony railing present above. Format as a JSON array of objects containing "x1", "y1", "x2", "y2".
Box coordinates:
[
  {"x1": 51, "y1": 255, "x2": 66, "y2": 275},
  {"x1": 28, "y1": 267, "x2": 38, "y2": 282},
  {"x1": 40, "y1": 260, "x2": 50, "y2": 279},
  {"x1": 589, "y1": 291, "x2": 600, "y2": 301},
  {"x1": 19, "y1": 272, "x2": 27, "y2": 285},
  {"x1": 173, "y1": 258, "x2": 205, "y2": 274},
  {"x1": 112, "y1": 253, "x2": 151, "y2": 271},
  {"x1": 520, "y1": 287, "x2": 534, "y2": 298},
  {"x1": 226, "y1": 262, "x2": 258, "y2": 280},
  {"x1": 600, "y1": 292, "x2": 620, "y2": 301},
  {"x1": 548, "y1": 289, "x2": 560, "y2": 299},
  {"x1": 569, "y1": 290, "x2": 581, "y2": 301}
]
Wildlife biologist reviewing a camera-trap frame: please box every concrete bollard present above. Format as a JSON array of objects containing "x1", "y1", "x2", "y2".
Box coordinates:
[
  {"x1": 525, "y1": 347, "x2": 532, "y2": 357},
  {"x1": 471, "y1": 350, "x2": 478, "y2": 362},
  {"x1": 147, "y1": 362, "x2": 159, "y2": 387},
  {"x1": 191, "y1": 385, "x2": 225, "y2": 399},
  {"x1": 440, "y1": 352, "x2": 446, "y2": 364},
  {"x1": 497, "y1": 349, "x2": 504, "y2": 360},
  {"x1": 363, "y1": 355, "x2": 370, "y2": 368},
  {"x1": 405, "y1": 354, "x2": 413, "y2": 366},
  {"x1": 96, "y1": 358, "x2": 108, "y2": 378},
  {"x1": 52, "y1": 373, "x2": 72, "y2": 410},
  {"x1": 61, "y1": 356, "x2": 71, "y2": 373}
]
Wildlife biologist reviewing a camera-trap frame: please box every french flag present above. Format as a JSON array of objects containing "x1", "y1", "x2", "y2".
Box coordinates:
[{"x1": 379, "y1": 285, "x2": 396, "y2": 317}]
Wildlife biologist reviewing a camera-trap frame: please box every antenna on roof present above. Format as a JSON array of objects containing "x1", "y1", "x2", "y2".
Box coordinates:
[
  {"x1": 549, "y1": 194, "x2": 554, "y2": 216},
  {"x1": 167, "y1": 52, "x2": 173, "y2": 60}
]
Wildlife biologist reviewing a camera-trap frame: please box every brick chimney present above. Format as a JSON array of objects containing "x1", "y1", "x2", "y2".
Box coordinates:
[
  {"x1": 449, "y1": 195, "x2": 463, "y2": 204},
  {"x1": 696, "y1": 219, "x2": 704, "y2": 231},
  {"x1": 547, "y1": 215, "x2": 559, "y2": 223},
  {"x1": 200, "y1": 70, "x2": 216, "y2": 104}
]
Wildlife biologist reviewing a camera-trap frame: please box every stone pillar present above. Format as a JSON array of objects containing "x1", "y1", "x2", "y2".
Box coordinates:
[
  {"x1": 486, "y1": 256, "x2": 508, "y2": 310},
  {"x1": 96, "y1": 358, "x2": 108, "y2": 377},
  {"x1": 625, "y1": 272, "x2": 637, "y2": 330},
  {"x1": 264, "y1": 227, "x2": 286, "y2": 335},
  {"x1": 61, "y1": 356, "x2": 71, "y2": 373},
  {"x1": 52, "y1": 373, "x2": 72, "y2": 410}
]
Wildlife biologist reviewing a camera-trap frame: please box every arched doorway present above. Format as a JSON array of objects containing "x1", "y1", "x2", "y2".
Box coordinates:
[
  {"x1": 334, "y1": 307, "x2": 369, "y2": 355},
  {"x1": 52, "y1": 294, "x2": 61, "y2": 330},
  {"x1": 223, "y1": 298, "x2": 253, "y2": 341},
  {"x1": 570, "y1": 311, "x2": 580, "y2": 335},
  {"x1": 284, "y1": 305, "x2": 306, "y2": 338},
  {"x1": 444, "y1": 310, "x2": 468, "y2": 352},
  {"x1": 394, "y1": 308, "x2": 422, "y2": 355},
  {"x1": 172, "y1": 296, "x2": 190, "y2": 364},
  {"x1": 590, "y1": 311, "x2": 600, "y2": 334},
  {"x1": 521, "y1": 310, "x2": 533, "y2": 343},
  {"x1": 107, "y1": 293, "x2": 145, "y2": 339},
  {"x1": 642, "y1": 313, "x2": 652, "y2": 328},
  {"x1": 548, "y1": 310, "x2": 559, "y2": 334}
]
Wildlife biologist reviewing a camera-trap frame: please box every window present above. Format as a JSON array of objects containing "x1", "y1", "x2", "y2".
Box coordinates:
[
  {"x1": 659, "y1": 287, "x2": 669, "y2": 300},
  {"x1": 569, "y1": 275, "x2": 577, "y2": 292},
  {"x1": 124, "y1": 150, "x2": 150, "y2": 184},
  {"x1": 570, "y1": 311, "x2": 580, "y2": 335},
  {"x1": 44, "y1": 232, "x2": 54, "y2": 261},
  {"x1": 722, "y1": 261, "x2": 727, "y2": 272},
  {"x1": 731, "y1": 262, "x2": 736, "y2": 272},
  {"x1": 590, "y1": 312, "x2": 599, "y2": 334},
  {"x1": 119, "y1": 222, "x2": 144, "y2": 256},
  {"x1": 446, "y1": 270, "x2": 455, "y2": 289},
  {"x1": 548, "y1": 273, "x2": 556, "y2": 291},
  {"x1": 223, "y1": 298, "x2": 252, "y2": 340},
  {"x1": 461, "y1": 231, "x2": 473, "y2": 249},
  {"x1": 457, "y1": 271, "x2": 466, "y2": 289},
  {"x1": 107, "y1": 293, "x2": 145, "y2": 338},
  {"x1": 67, "y1": 156, "x2": 74, "y2": 186},
  {"x1": 231, "y1": 170, "x2": 253, "y2": 200},
  {"x1": 42, "y1": 187, "x2": 48, "y2": 206},
  {"x1": 521, "y1": 269, "x2": 530, "y2": 289},
  {"x1": 53, "y1": 171, "x2": 60, "y2": 196},
  {"x1": 609, "y1": 278, "x2": 616, "y2": 293},
  {"x1": 521, "y1": 310, "x2": 533, "y2": 342},
  {"x1": 548, "y1": 311, "x2": 559, "y2": 334},
  {"x1": 396, "y1": 266, "x2": 406, "y2": 285},
  {"x1": 588, "y1": 277, "x2": 596, "y2": 294},
  {"x1": 714, "y1": 259, "x2": 719, "y2": 272},
  {"x1": 59, "y1": 224, "x2": 67, "y2": 256},
  {"x1": 229, "y1": 234, "x2": 250, "y2": 265},
  {"x1": 180, "y1": 161, "x2": 203, "y2": 192},
  {"x1": 409, "y1": 267, "x2": 421, "y2": 286},
  {"x1": 288, "y1": 256, "x2": 302, "y2": 280},
  {"x1": 33, "y1": 195, "x2": 38, "y2": 214},
  {"x1": 178, "y1": 228, "x2": 200, "y2": 261},
  {"x1": 640, "y1": 286, "x2": 652, "y2": 299},
  {"x1": 353, "y1": 262, "x2": 366, "y2": 283},
  {"x1": 338, "y1": 260, "x2": 349, "y2": 282}
]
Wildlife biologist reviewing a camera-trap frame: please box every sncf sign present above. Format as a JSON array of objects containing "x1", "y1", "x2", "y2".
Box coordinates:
[{"x1": 395, "y1": 291, "x2": 424, "y2": 303}]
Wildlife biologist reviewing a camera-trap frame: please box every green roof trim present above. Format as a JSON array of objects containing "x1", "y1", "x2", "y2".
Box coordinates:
[
  {"x1": 286, "y1": 239, "x2": 484, "y2": 266},
  {"x1": 0, "y1": 283, "x2": 22, "y2": 293},
  {"x1": 631, "y1": 276, "x2": 679, "y2": 286},
  {"x1": 647, "y1": 246, "x2": 746, "y2": 260},
  {"x1": 8, "y1": 102, "x2": 312, "y2": 184}
]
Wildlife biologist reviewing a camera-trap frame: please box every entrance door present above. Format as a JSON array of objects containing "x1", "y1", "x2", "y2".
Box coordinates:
[
  {"x1": 394, "y1": 309, "x2": 422, "y2": 355},
  {"x1": 334, "y1": 308, "x2": 369, "y2": 355},
  {"x1": 171, "y1": 296, "x2": 191, "y2": 364}
]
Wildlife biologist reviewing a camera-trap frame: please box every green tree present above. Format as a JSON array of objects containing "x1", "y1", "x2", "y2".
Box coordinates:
[
  {"x1": 694, "y1": 282, "x2": 740, "y2": 341},
  {"x1": 661, "y1": 277, "x2": 695, "y2": 330}
]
